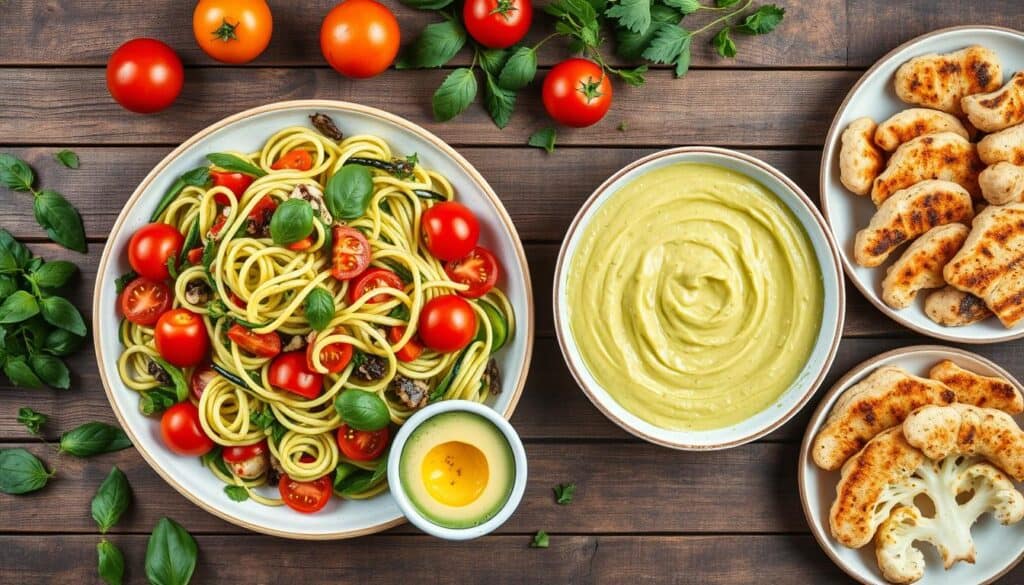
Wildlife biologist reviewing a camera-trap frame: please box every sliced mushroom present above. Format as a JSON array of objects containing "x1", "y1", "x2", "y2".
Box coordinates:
[
  {"x1": 289, "y1": 183, "x2": 333, "y2": 224},
  {"x1": 281, "y1": 334, "x2": 307, "y2": 353},
  {"x1": 481, "y1": 359, "x2": 501, "y2": 395},
  {"x1": 147, "y1": 359, "x2": 172, "y2": 385},
  {"x1": 184, "y1": 280, "x2": 212, "y2": 305},
  {"x1": 352, "y1": 353, "x2": 388, "y2": 382},
  {"x1": 390, "y1": 374, "x2": 429, "y2": 410}
]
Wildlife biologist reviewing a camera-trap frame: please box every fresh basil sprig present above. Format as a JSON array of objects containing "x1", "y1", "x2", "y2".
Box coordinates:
[
  {"x1": 207, "y1": 153, "x2": 267, "y2": 178},
  {"x1": 145, "y1": 517, "x2": 198, "y2": 585},
  {"x1": 335, "y1": 389, "x2": 390, "y2": 431},
  {"x1": 17, "y1": 407, "x2": 48, "y2": 435},
  {"x1": 59, "y1": 422, "x2": 132, "y2": 457},
  {"x1": 97, "y1": 539, "x2": 125, "y2": 585},
  {"x1": 91, "y1": 466, "x2": 132, "y2": 533},
  {"x1": 269, "y1": 199, "x2": 314, "y2": 245},
  {"x1": 304, "y1": 287, "x2": 335, "y2": 331},
  {"x1": 0, "y1": 448, "x2": 53, "y2": 494},
  {"x1": 325, "y1": 164, "x2": 374, "y2": 220}
]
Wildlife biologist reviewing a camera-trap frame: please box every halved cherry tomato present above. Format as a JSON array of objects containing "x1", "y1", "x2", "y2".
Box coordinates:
[
  {"x1": 211, "y1": 170, "x2": 255, "y2": 205},
  {"x1": 279, "y1": 474, "x2": 332, "y2": 513},
  {"x1": 129, "y1": 223, "x2": 185, "y2": 280},
  {"x1": 248, "y1": 196, "x2": 278, "y2": 232},
  {"x1": 269, "y1": 351, "x2": 323, "y2": 398},
  {"x1": 211, "y1": 212, "x2": 227, "y2": 237},
  {"x1": 161, "y1": 402, "x2": 214, "y2": 456},
  {"x1": 330, "y1": 226, "x2": 371, "y2": 280},
  {"x1": 306, "y1": 333, "x2": 353, "y2": 374},
  {"x1": 186, "y1": 247, "x2": 204, "y2": 265},
  {"x1": 120, "y1": 277, "x2": 171, "y2": 326},
  {"x1": 337, "y1": 424, "x2": 389, "y2": 461},
  {"x1": 388, "y1": 325, "x2": 423, "y2": 362},
  {"x1": 445, "y1": 246, "x2": 499, "y2": 299},
  {"x1": 418, "y1": 295, "x2": 476, "y2": 353},
  {"x1": 271, "y1": 149, "x2": 314, "y2": 171},
  {"x1": 190, "y1": 364, "x2": 217, "y2": 400},
  {"x1": 348, "y1": 268, "x2": 403, "y2": 304},
  {"x1": 222, "y1": 440, "x2": 268, "y2": 463},
  {"x1": 154, "y1": 309, "x2": 210, "y2": 367},
  {"x1": 227, "y1": 324, "x2": 281, "y2": 358},
  {"x1": 421, "y1": 202, "x2": 480, "y2": 261},
  {"x1": 287, "y1": 235, "x2": 314, "y2": 251}
]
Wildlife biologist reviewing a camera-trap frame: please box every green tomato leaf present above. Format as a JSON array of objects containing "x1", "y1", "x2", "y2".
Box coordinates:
[
  {"x1": 4, "y1": 356, "x2": 43, "y2": 388},
  {"x1": 206, "y1": 153, "x2": 267, "y2": 177},
  {"x1": 33, "y1": 190, "x2": 87, "y2": 253},
  {"x1": 325, "y1": 164, "x2": 374, "y2": 220},
  {"x1": 335, "y1": 389, "x2": 390, "y2": 431},
  {"x1": 145, "y1": 517, "x2": 198, "y2": 585},
  {"x1": 55, "y1": 149, "x2": 80, "y2": 169},
  {"x1": 527, "y1": 128, "x2": 557, "y2": 154},
  {"x1": 0, "y1": 448, "x2": 53, "y2": 494},
  {"x1": 224, "y1": 485, "x2": 250, "y2": 502},
  {"x1": 0, "y1": 290, "x2": 40, "y2": 324},
  {"x1": 59, "y1": 422, "x2": 132, "y2": 457},
  {"x1": 0, "y1": 153, "x2": 36, "y2": 192},
  {"x1": 712, "y1": 26, "x2": 737, "y2": 58},
  {"x1": 483, "y1": 72, "x2": 516, "y2": 129},
  {"x1": 736, "y1": 4, "x2": 785, "y2": 34},
  {"x1": 396, "y1": 19, "x2": 466, "y2": 69},
  {"x1": 97, "y1": 539, "x2": 125, "y2": 585},
  {"x1": 432, "y1": 68, "x2": 478, "y2": 122},
  {"x1": 92, "y1": 466, "x2": 132, "y2": 533},
  {"x1": 39, "y1": 295, "x2": 87, "y2": 335},
  {"x1": 30, "y1": 260, "x2": 77, "y2": 288},
  {"x1": 304, "y1": 286, "x2": 335, "y2": 331},
  {"x1": 17, "y1": 407, "x2": 48, "y2": 435},
  {"x1": 269, "y1": 198, "x2": 315, "y2": 245},
  {"x1": 30, "y1": 353, "x2": 70, "y2": 390},
  {"x1": 605, "y1": 0, "x2": 651, "y2": 34},
  {"x1": 497, "y1": 46, "x2": 537, "y2": 91}
]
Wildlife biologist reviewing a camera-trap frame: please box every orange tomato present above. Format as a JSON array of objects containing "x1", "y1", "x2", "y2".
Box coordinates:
[
  {"x1": 320, "y1": 0, "x2": 400, "y2": 79},
  {"x1": 193, "y1": 0, "x2": 273, "y2": 64}
]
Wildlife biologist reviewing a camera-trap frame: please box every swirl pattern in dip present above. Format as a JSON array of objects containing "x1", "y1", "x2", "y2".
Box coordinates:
[{"x1": 566, "y1": 163, "x2": 824, "y2": 431}]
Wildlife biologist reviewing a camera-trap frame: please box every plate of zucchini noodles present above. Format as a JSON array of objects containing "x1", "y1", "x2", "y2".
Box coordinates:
[{"x1": 92, "y1": 101, "x2": 534, "y2": 539}]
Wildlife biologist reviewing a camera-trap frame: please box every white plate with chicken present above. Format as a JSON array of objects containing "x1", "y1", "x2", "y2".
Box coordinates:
[
  {"x1": 820, "y1": 26, "x2": 1024, "y2": 343},
  {"x1": 798, "y1": 345, "x2": 1024, "y2": 584}
]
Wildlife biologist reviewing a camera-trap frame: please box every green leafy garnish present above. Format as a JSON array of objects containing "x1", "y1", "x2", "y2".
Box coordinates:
[
  {"x1": 335, "y1": 389, "x2": 390, "y2": 431},
  {"x1": 17, "y1": 407, "x2": 48, "y2": 435},
  {"x1": 554, "y1": 482, "x2": 576, "y2": 505},
  {"x1": 528, "y1": 128, "x2": 557, "y2": 154},
  {"x1": 269, "y1": 198, "x2": 314, "y2": 245},
  {"x1": 0, "y1": 448, "x2": 53, "y2": 494},
  {"x1": 91, "y1": 466, "x2": 132, "y2": 533},
  {"x1": 432, "y1": 68, "x2": 478, "y2": 122},
  {"x1": 531, "y1": 530, "x2": 550, "y2": 548},
  {"x1": 224, "y1": 485, "x2": 250, "y2": 502},
  {"x1": 145, "y1": 517, "x2": 198, "y2": 585},
  {"x1": 207, "y1": 153, "x2": 267, "y2": 177},
  {"x1": 325, "y1": 164, "x2": 374, "y2": 220},
  {"x1": 397, "y1": 19, "x2": 467, "y2": 69},
  {"x1": 55, "y1": 150, "x2": 80, "y2": 169},
  {"x1": 303, "y1": 286, "x2": 335, "y2": 332},
  {"x1": 59, "y1": 422, "x2": 132, "y2": 457},
  {"x1": 97, "y1": 539, "x2": 125, "y2": 585}
]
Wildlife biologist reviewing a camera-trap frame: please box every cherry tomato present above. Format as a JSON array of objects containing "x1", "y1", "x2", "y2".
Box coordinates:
[
  {"x1": 337, "y1": 424, "x2": 389, "y2": 461},
  {"x1": 222, "y1": 440, "x2": 268, "y2": 462},
  {"x1": 186, "y1": 247, "x2": 204, "y2": 265},
  {"x1": 119, "y1": 277, "x2": 171, "y2": 326},
  {"x1": 211, "y1": 212, "x2": 227, "y2": 237},
  {"x1": 388, "y1": 326, "x2": 423, "y2": 362},
  {"x1": 211, "y1": 170, "x2": 255, "y2": 205},
  {"x1": 128, "y1": 223, "x2": 184, "y2": 281},
  {"x1": 306, "y1": 334, "x2": 353, "y2": 374},
  {"x1": 193, "y1": 0, "x2": 273, "y2": 64},
  {"x1": 154, "y1": 309, "x2": 210, "y2": 367},
  {"x1": 106, "y1": 38, "x2": 184, "y2": 114},
  {"x1": 227, "y1": 324, "x2": 281, "y2": 358},
  {"x1": 271, "y1": 149, "x2": 314, "y2": 171},
  {"x1": 348, "y1": 268, "x2": 403, "y2": 305},
  {"x1": 330, "y1": 226, "x2": 371, "y2": 280},
  {"x1": 279, "y1": 474, "x2": 332, "y2": 513},
  {"x1": 421, "y1": 202, "x2": 480, "y2": 262},
  {"x1": 542, "y1": 58, "x2": 612, "y2": 128},
  {"x1": 463, "y1": 0, "x2": 532, "y2": 49},
  {"x1": 320, "y1": 0, "x2": 400, "y2": 79},
  {"x1": 269, "y1": 351, "x2": 323, "y2": 399},
  {"x1": 445, "y1": 246, "x2": 499, "y2": 299},
  {"x1": 248, "y1": 196, "x2": 278, "y2": 231},
  {"x1": 418, "y1": 295, "x2": 477, "y2": 352},
  {"x1": 160, "y1": 402, "x2": 214, "y2": 456},
  {"x1": 190, "y1": 364, "x2": 218, "y2": 400},
  {"x1": 287, "y1": 236, "x2": 315, "y2": 251}
]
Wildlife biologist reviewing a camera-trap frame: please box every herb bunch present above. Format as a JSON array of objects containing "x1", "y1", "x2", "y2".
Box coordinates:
[{"x1": 0, "y1": 153, "x2": 87, "y2": 252}]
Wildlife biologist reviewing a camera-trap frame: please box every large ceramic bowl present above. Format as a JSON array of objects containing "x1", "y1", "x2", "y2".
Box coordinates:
[
  {"x1": 553, "y1": 147, "x2": 845, "y2": 450},
  {"x1": 93, "y1": 101, "x2": 534, "y2": 539},
  {"x1": 820, "y1": 26, "x2": 1024, "y2": 343}
]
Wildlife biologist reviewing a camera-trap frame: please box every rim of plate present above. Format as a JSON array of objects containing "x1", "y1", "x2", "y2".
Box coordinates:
[
  {"x1": 552, "y1": 146, "x2": 846, "y2": 450},
  {"x1": 819, "y1": 25, "x2": 1024, "y2": 344},
  {"x1": 92, "y1": 100, "x2": 535, "y2": 540},
  {"x1": 798, "y1": 344, "x2": 1024, "y2": 585}
]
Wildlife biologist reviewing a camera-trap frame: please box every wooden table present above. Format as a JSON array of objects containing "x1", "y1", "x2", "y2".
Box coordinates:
[{"x1": 1, "y1": 1, "x2": 1022, "y2": 583}]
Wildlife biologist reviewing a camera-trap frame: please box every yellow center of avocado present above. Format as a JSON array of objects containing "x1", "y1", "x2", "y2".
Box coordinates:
[{"x1": 421, "y1": 441, "x2": 490, "y2": 507}]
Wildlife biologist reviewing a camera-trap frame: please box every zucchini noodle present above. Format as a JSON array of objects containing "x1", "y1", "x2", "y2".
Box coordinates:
[{"x1": 116, "y1": 119, "x2": 515, "y2": 510}]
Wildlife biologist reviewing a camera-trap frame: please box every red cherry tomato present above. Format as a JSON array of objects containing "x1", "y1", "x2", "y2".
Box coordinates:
[
  {"x1": 222, "y1": 440, "x2": 268, "y2": 463},
  {"x1": 128, "y1": 223, "x2": 185, "y2": 281},
  {"x1": 269, "y1": 351, "x2": 323, "y2": 399},
  {"x1": 211, "y1": 170, "x2": 255, "y2": 205},
  {"x1": 388, "y1": 326, "x2": 423, "y2": 362},
  {"x1": 154, "y1": 309, "x2": 210, "y2": 367},
  {"x1": 421, "y1": 202, "x2": 480, "y2": 262},
  {"x1": 337, "y1": 424, "x2": 389, "y2": 461},
  {"x1": 106, "y1": 38, "x2": 184, "y2": 114},
  {"x1": 190, "y1": 364, "x2": 218, "y2": 401},
  {"x1": 160, "y1": 402, "x2": 214, "y2": 456},
  {"x1": 247, "y1": 196, "x2": 278, "y2": 232},
  {"x1": 418, "y1": 295, "x2": 477, "y2": 353},
  {"x1": 463, "y1": 0, "x2": 532, "y2": 49},
  {"x1": 271, "y1": 149, "x2": 314, "y2": 171},
  {"x1": 279, "y1": 474, "x2": 332, "y2": 513},
  {"x1": 542, "y1": 58, "x2": 612, "y2": 128},
  {"x1": 320, "y1": 0, "x2": 400, "y2": 79},
  {"x1": 287, "y1": 236, "x2": 315, "y2": 251},
  {"x1": 186, "y1": 247, "x2": 204, "y2": 265},
  {"x1": 227, "y1": 324, "x2": 282, "y2": 358},
  {"x1": 348, "y1": 268, "x2": 403, "y2": 305},
  {"x1": 119, "y1": 277, "x2": 171, "y2": 326},
  {"x1": 330, "y1": 226, "x2": 371, "y2": 280},
  {"x1": 305, "y1": 334, "x2": 353, "y2": 374},
  {"x1": 445, "y1": 246, "x2": 499, "y2": 299}
]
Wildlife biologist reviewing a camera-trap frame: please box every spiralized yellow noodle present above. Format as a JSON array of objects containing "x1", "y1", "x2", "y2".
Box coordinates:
[{"x1": 117, "y1": 122, "x2": 514, "y2": 507}]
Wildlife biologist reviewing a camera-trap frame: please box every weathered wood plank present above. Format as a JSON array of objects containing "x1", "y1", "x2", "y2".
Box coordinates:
[{"x1": 0, "y1": 68, "x2": 857, "y2": 146}]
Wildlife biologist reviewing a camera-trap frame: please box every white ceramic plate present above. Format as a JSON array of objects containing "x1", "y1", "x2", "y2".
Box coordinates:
[
  {"x1": 92, "y1": 101, "x2": 534, "y2": 539},
  {"x1": 820, "y1": 26, "x2": 1024, "y2": 343},
  {"x1": 799, "y1": 345, "x2": 1024, "y2": 585},
  {"x1": 553, "y1": 147, "x2": 845, "y2": 450}
]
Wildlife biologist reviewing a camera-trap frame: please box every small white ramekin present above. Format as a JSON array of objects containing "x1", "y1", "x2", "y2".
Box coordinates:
[{"x1": 387, "y1": 400, "x2": 528, "y2": 540}]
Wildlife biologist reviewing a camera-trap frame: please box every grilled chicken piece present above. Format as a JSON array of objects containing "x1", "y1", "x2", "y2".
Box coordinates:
[
  {"x1": 923, "y1": 286, "x2": 993, "y2": 326},
  {"x1": 903, "y1": 403, "x2": 1024, "y2": 481},
  {"x1": 881, "y1": 223, "x2": 969, "y2": 309},
  {"x1": 986, "y1": 260, "x2": 1024, "y2": 327},
  {"x1": 840, "y1": 117, "x2": 885, "y2": 195},
  {"x1": 978, "y1": 122, "x2": 1024, "y2": 165},
  {"x1": 980, "y1": 162, "x2": 1024, "y2": 205},
  {"x1": 854, "y1": 180, "x2": 974, "y2": 267},
  {"x1": 929, "y1": 359, "x2": 1024, "y2": 414},
  {"x1": 894, "y1": 45, "x2": 1002, "y2": 114},
  {"x1": 962, "y1": 71, "x2": 1024, "y2": 132},
  {"x1": 870, "y1": 132, "x2": 982, "y2": 205},
  {"x1": 874, "y1": 108, "x2": 969, "y2": 152}
]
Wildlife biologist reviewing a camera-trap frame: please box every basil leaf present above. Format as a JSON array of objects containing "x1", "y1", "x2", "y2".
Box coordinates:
[
  {"x1": 334, "y1": 455, "x2": 388, "y2": 496},
  {"x1": 4, "y1": 356, "x2": 43, "y2": 388},
  {"x1": 181, "y1": 167, "x2": 211, "y2": 187},
  {"x1": 0, "y1": 229, "x2": 31, "y2": 268},
  {"x1": 304, "y1": 287, "x2": 335, "y2": 331},
  {"x1": 0, "y1": 248, "x2": 18, "y2": 274},
  {"x1": 30, "y1": 353, "x2": 70, "y2": 389},
  {"x1": 483, "y1": 72, "x2": 516, "y2": 129},
  {"x1": 97, "y1": 539, "x2": 125, "y2": 585},
  {"x1": 497, "y1": 46, "x2": 537, "y2": 90},
  {"x1": 528, "y1": 128, "x2": 557, "y2": 153},
  {"x1": 140, "y1": 388, "x2": 178, "y2": 416},
  {"x1": 150, "y1": 356, "x2": 189, "y2": 402},
  {"x1": 43, "y1": 327, "x2": 84, "y2": 356},
  {"x1": 151, "y1": 167, "x2": 211, "y2": 222},
  {"x1": 400, "y1": 0, "x2": 453, "y2": 8},
  {"x1": 397, "y1": 19, "x2": 466, "y2": 69},
  {"x1": 33, "y1": 190, "x2": 87, "y2": 252},
  {"x1": 59, "y1": 422, "x2": 132, "y2": 457},
  {"x1": 145, "y1": 517, "x2": 198, "y2": 585},
  {"x1": 712, "y1": 26, "x2": 737, "y2": 58},
  {"x1": 17, "y1": 407, "x2": 48, "y2": 435},
  {"x1": 325, "y1": 164, "x2": 374, "y2": 220},
  {"x1": 39, "y1": 295, "x2": 87, "y2": 335},
  {"x1": 0, "y1": 290, "x2": 40, "y2": 324},
  {"x1": 0, "y1": 153, "x2": 35, "y2": 192},
  {"x1": 224, "y1": 485, "x2": 249, "y2": 502},
  {"x1": 479, "y1": 48, "x2": 510, "y2": 76},
  {"x1": 55, "y1": 149, "x2": 80, "y2": 169},
  {"x1": 432, "y1": 68, "x2": 477, "y2": 122},
  {"x1": 207, "y1": 153, "x2": 267, "y2": 178},
  {"x1": 335, "y1": 389, "x2": 390, "y2": 431},
  {"x1": 114, "y1": 270, "x2": 138, "y2": 295},
  {"x1": 0, "y1": 448, "x2": 53, "y2": 494},
  {"x1": 269, "y1": 199, "x2": 314, "y2": 245},
  {"x1": 30, "y1": 260, "x2": 76, "y2": 288},
  {"x1": 92, "y1": 466, "x2": 132, "y2": 533}
]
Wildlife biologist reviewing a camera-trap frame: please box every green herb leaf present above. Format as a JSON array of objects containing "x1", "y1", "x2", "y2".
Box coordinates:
[
  {"x1": 641, "y1": 25, "x2": 691, "y2": 64},
  {"x1": 304, "y1": 287, "x2": 335, "y2": 332},
  {"x1": 712, "y1": 26, "x2": 737, "y2": 57},
  {"x1": 432, "y1": 68, "x2": 478, "y2": 122},
  {"x1": 399, "y1": 0, "x2": 453, "y2": 8},
  {"x1": 59, "y1": 422, "x2": 132, "y2": 457},
  {"x1": 615, "y1": 64, "x2": 647, "y2": 87},
  {"x1": 716, "y1": 0, "x2": 741, "y2": 6},
  {"x1": 39, "y1": 295, "x2": 87, "y2": 336},
  {"x1": 33, "y1": 190, "x2": 87, "y2": 252},
  {"x1": 675, "y1": 45, "x2": 693, "y2": 77},
  {"x1": 397, "y1": 19, "x2": 466, "y2": 69},
  {"x1": 17, "y1": 407, "x2": 47, "y2": 435},
  {"x1": 662, "y1": 0, "x2": 700, "y2": 13},
  {"x1": 554, "y1": 482, "x2": 576, "y2": 504},
  {"x1": 92, "y1": 466, "x2": 132, "y2": 533},
  {"x1": 145, "y1": 517, "x2": 198, "y2": 585},
  {"x1": 325, "y1": 164, "x2": 374, "y2": 220},
  {"x1": 114, "y1": 271, "x2": 138, "y2": 295},
  {"x1": 270, "y1": 198, "x2": 315, "y2": 245},
  {"x1": 736, "y1": 4, "x2": 785, "y2": 34},
  {"x1": 207, "y1": 153, "x2": 267, "y2": 178},
  {"x1": 497, "y1": 46, "x2": 537, "y2": 90},
  {"x1": 527, "y1": 128, "x2": 557, "y2": 154},
  {"x1": 30, "y1": 353, "x2": 70, "y2": 389},
  {"x1": 30, "y1": 260, "x2": 76, "y2": 288},
  {"x1": 333, "y1": 456, "x2": 388, "y2": 496},
  {"x1": 335, "y1": 389, "x2": 390, "y2": 431},
  {"x1": 0, "y1": 229, "x2": 32, "y2": 268},
  {"x1": 150, "y1": 356, "x2": 189, "y2": 403},
  {"x1": 55, "y1": 150, "x2": 80, "y2": 169},
  {"x1": 479, "y1": 48, "x2": 510, "y2": 76},
  {"x1": 615, "y1": 6, "x2": 682, "y2": 61},
  {"x1": 531, "y1": 530, "x2": 550, "y2": 548},
  {"x1": 0, "y1": 290, "x2": 40, "y2": 324},
  {"x1": 224, "y1": 485, "x2": 249, "y2": 502},
  {"x1": 4, "y1": 356, "x2": 43, "y2": 388},
  {"x1": 140, "y1": 388, "x2": 178, "y2": 417},
  {"x1": 483, "y1": 72, "x2": 516, "y2": 129},
  {"x1": 0, "y1": 448, "x2": 53, "y2": 494},
  {"x1": 43, "y1": 327, "x2": 84, "y2": 356},
  {"x1": 97, "y1": 539, "x2": 125, "y2": 585},
  {"x1": 0, "y1": 153, "x2": 36, "y2": 192},
  {"x1": 605, "y1": 0, "x2": 651, "y2": 34}
]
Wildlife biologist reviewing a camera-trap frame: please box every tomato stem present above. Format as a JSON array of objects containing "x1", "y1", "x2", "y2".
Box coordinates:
[{"x1": 212, "y1": 18, "x2": 239, "y2": 42}]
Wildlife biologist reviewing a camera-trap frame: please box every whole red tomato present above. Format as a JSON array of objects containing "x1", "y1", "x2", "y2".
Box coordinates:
[
  {"x1": 320, "y1": 0, "x2": 400, "y2": 79},
  {"x1": 154, "y1": 309, "x2": 210, "y2": 367},
  {"x1": 128, "y1": 223, "x2": 184, "y2": 281},
  {"x1": 542, "y1": 58, "x2": 612, "y2": 128},
  {"x1": 418, "y1": 294, "x2": 477, "y2": 353},
  {"x1": 106, "y1": 38, "x2": 184, "y2": 114},
  {"x1": 161, "y1": 402, "x2": 214, "y2": 456},
  {"x1": 463, "y1": 0, "x2": 533, "y2": 49},
  {"x1": 421, "y1": 202, "x2": 480, "y2": 262}
]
